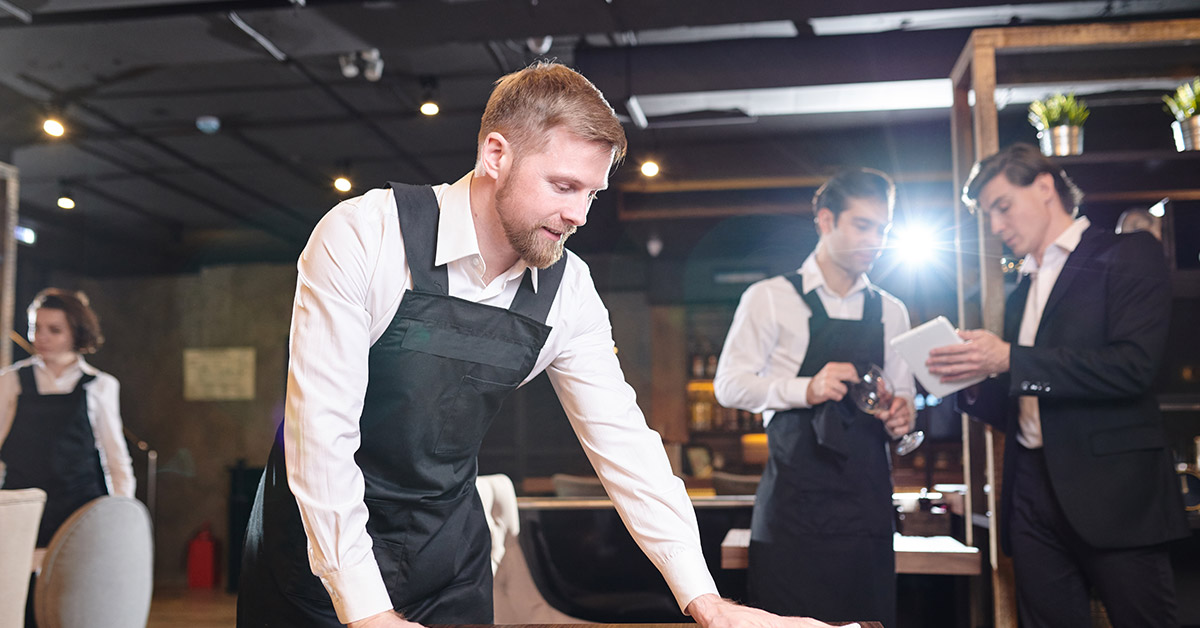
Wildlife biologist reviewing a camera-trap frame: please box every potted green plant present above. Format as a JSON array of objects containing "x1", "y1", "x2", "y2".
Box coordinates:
[
  {"x1": 1164, "y1": 77, "x2": 1199, "y2": 152},
  {"x1": 1028, "y1": 93, "x2": 1090, "y2": 156}
]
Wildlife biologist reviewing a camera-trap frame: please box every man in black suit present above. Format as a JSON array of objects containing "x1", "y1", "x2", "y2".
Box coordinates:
[{"x1": 927, "y1": 143, "x2": 1188, "y2": 627}]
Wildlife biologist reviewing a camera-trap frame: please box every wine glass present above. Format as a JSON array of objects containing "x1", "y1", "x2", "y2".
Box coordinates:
[{"x1": 851, "y1": 364, "x2": 925, "y2": 456}]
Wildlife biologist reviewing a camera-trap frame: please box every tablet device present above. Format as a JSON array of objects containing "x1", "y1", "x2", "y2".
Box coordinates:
[{"x1": 889, "y1": 315, "x2": 985, "y2": 398}]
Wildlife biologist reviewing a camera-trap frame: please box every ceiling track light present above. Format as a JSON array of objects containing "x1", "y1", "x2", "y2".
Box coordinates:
[{"x1": 339, "y1": 48, "x2": 384, "y2": 82}]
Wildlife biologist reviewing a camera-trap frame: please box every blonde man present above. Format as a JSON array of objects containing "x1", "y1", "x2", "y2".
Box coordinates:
[{"x1": 239, "y1": 62, "x2": 842, "y2": 628}]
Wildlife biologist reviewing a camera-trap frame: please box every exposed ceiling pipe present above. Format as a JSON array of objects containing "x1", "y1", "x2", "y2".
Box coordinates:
[{"x1": 0, "y1": 0, "x2": 31, "y2": 24}]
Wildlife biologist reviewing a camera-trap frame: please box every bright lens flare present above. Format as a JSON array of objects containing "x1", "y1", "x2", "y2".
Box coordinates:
[
  {"x1": 333, "y1": 177, "x2": 352, "y2": 193},
  {"x1": 893, "y1": 224, "x2": 936, "y2": 264},
  {"x1": 640, "y1": 161, "x2": 660, "y2": 177},
  {"x1": 43, "y1": 118, "x2": 65, "y2": 137}
]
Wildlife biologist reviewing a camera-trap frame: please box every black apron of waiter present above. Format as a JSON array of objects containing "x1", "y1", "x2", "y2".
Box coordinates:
[
  {"x1": 238, "y1": 183, "x2": 566, "y2": 627},
  {"x1": 748, "y1": 274, "x2": 896, "y2": 628},
  {"x1": 1, "y1": 366, "x2": 106, "y2": 547}
]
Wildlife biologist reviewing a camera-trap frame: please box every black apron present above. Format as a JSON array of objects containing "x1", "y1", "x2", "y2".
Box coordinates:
[
  {"x1": 238, "y1": 183, "x2": 566, "y2": 627},
  {"x1": 1, "y1": 366, "x2": 106, "y2": 548},
  {"x1": 748, "y1": 274, "x2": 896, "y2": 628}
]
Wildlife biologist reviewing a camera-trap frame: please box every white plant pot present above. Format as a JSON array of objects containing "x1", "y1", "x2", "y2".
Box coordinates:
[
  {"x1": 1172, "y1": 116, "x2": 1200, "y2": 152},
  {"x1": 1037, "y1": 125, "x2": 1084, "y2": 156}
]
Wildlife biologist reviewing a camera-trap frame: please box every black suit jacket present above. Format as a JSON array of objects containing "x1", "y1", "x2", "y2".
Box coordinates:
[{"x1": 960, "y1": 225, "x2": 1188, "y2": 554}]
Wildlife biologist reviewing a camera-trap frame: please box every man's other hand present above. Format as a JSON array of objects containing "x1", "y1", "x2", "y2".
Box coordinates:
[
  {"x1": 875, "y1": 395, "x2": 914, "y2": 438},
  {"x1": 687, "y1": 594, "x2": 856, "y2": 628},
  {"x1": 347, "y1": 610, "x2": 422, "y2": 628},
  {"x1": 805, "y1": 362, "x2": 859, "y2": 406}
]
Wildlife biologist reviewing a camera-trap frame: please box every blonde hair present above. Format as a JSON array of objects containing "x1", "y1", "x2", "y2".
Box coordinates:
[{"x1": 477, "y1": 61, "x2": 627, "y2": 166}]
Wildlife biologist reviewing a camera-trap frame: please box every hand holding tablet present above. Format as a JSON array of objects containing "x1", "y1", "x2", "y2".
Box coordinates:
[{"x1": 889, "y1": 316, "x2": 987, "y2": 398}]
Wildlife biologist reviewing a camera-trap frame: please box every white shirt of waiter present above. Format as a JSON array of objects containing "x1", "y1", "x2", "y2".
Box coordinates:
[
  {"x1": 0, "y1": 354, "x2": 136, "y2": 498},
  {"x1": 714, "y1": 253, "x2": 914, "y2": 426},
  {"x1": 286, "y1": 172, "x2": 717, "y2": 623}
]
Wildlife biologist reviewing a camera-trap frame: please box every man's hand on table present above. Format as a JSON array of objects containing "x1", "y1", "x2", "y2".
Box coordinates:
[
  {"x1": 687, "y1": 594, "x2": 856, "y2": 628},
  {"x1": 347, "y1": 610, "x2": 422, "y2": 628}
]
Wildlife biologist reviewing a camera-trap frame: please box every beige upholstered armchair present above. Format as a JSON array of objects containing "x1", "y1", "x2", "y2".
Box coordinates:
[{"x1": 0, "y1": 488, "x2": 47, "y2": 627}]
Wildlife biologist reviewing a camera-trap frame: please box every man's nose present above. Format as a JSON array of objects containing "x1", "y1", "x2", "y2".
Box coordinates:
[{"x1": 562, "y1": 197, "x2": 589, "y2": 227}]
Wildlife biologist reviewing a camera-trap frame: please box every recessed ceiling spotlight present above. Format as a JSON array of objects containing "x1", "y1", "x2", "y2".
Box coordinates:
[
  {"x1": 57, "y1": 195, "x2": 76, "y2": 210},
  {"x1": 43, "y1": 118, "x2": 65, "y2": 137},
  {"x1": 640, "y1": 160, "x2": 660, "y2": 177},
  {"x1": 333, "y1": 177, "x2": 352, "y2": 193},
  {"x1": 196, "y1": 115, "x2": 221, "y2": 134}
]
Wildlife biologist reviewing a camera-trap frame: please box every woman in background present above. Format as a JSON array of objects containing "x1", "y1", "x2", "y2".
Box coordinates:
[{"x1": 0, "y1": 288, "x2": 135, "y2": 548}]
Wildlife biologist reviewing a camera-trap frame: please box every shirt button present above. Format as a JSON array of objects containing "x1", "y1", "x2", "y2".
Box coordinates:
[{"x1": 1021, "y1": 382, "x2": 1031, "y2": 391}]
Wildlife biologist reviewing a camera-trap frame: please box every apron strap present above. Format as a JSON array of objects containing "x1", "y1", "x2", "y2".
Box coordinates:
[
  {"x1": 18, "y1": 365, "x2": 38, "y2": 396},
  {"x1": 71, "y1": 372, "x2": 97, "y2": 394},
  {"x1": 390, "y1": 182, "x2": 449, "y2": 295},
  {"x1": 508, "y1": 258, "x2": 567, "y2": 324}
]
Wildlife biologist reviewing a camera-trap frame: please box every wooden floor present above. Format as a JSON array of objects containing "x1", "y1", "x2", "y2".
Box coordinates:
[{"x1": 147, "y1": 587, "x2": 237, "y2": 628}]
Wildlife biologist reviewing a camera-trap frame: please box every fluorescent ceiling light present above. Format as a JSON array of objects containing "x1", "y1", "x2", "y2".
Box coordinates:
[
  {"x1": 809, "y1": 1, "x2": 1200, "y2": 36},
  {"x1": 993, "y1": 79, "x2": 1186, "y2": 109},
  {"x1": 585, "y1": 20, "x2": 797, "y2": 47},
  {"x1": 633, "y1": 79, "x2": 953, "y2": 118}
]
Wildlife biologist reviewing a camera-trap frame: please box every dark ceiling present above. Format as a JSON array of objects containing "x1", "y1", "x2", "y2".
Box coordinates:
[{"x1": 2, "y1": 0, "x2": 1199, "y2": 276}]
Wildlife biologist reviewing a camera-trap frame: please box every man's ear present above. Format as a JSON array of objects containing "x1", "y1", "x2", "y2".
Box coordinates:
[
  {"x1": 478, "y1": 131, "x2": 511, "y2": 180},
  {"x1": 1033, "y1": 172, "x2": 1059, "y2": 207},
  {"x1": 815, "y1": 207, "x2": 835, "y2": 236}
]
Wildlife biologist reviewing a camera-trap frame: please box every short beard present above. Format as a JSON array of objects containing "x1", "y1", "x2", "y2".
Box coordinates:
[{"x1": 495, "y1": 177, "x2": 575, "y2": 269}]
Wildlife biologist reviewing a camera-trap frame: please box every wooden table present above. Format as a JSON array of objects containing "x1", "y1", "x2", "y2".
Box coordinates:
[
  {"x1": 432, "y1": 624, "x2": 881, "y2": 628},
  {"x1": 720, "y1": 529, "x2": 981, "y2": 576}
]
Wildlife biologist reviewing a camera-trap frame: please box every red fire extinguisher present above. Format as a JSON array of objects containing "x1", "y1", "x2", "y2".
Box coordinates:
[{"x1": 187, "y1": 523, "x2": 220, "y2": 589}]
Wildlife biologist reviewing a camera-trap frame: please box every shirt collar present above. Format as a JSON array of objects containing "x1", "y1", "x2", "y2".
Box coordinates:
[
  {"x1": 797, "y1": 252, "x2": 871, "y2": 297},
  {"x1": 434, "y1": 172, "x2": 538, "y2": 292},
  {"x1": 31, "y1": 354, "x2": 95, "y2": 376},
  {"x1": 1021, "y1": 216, "x2": 1090, "y2": 275}
]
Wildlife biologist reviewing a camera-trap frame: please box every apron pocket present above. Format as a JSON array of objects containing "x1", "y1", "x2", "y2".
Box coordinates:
[{"x1": 434, "y1": 375, "x2": 518, "y2": 456}]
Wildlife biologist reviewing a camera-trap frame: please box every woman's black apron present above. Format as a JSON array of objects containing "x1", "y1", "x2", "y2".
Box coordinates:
[
  {"x1": 1, "y1": 366, "x2": 107, "y2": 547},
  {"x1": 238, "y1": 183, "x2": 565, "y2": 627},
  {"x1": 747, "y1": 274, "x2": 896, "y2": 628}
]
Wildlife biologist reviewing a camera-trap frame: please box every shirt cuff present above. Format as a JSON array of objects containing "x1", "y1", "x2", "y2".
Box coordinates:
[
  {"x1": 320, "y1": 558, "x2": 393, "y2": 624},
  {"x1": 786, "y1": 376, "x2": 813, "y2": 409},
  {"x1": 658, "y1": 547, "x2": 719, "y2": 614}
]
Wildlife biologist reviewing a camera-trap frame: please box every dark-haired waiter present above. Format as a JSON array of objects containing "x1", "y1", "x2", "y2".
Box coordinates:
[{"x1": 715, "y1": 168, "x2": 915, "y2": 628}]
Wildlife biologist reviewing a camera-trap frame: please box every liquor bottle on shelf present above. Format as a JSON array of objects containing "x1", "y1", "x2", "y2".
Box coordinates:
[{"x1": 689, "y1": 340, "x2": 706, "y2": 379}]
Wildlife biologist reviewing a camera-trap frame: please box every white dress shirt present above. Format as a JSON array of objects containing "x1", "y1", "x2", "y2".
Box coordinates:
[
  {"x1": 0, "y1": 354, "x2": 136, "y2": 498},
  {"x1": 1015, "y1": 216, "x2": 1091, "y2": 449},
  {"x1": 714, "y1": 253, "x2": 915, "y2": 426},
  {"x1": 287, "y1": 172, "x2": 716, "y2": 623}
]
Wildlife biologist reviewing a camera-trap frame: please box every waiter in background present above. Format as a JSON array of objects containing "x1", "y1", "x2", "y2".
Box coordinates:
[{"x1": 715, "y1": 168, "x2": 914, "y2": 628}]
